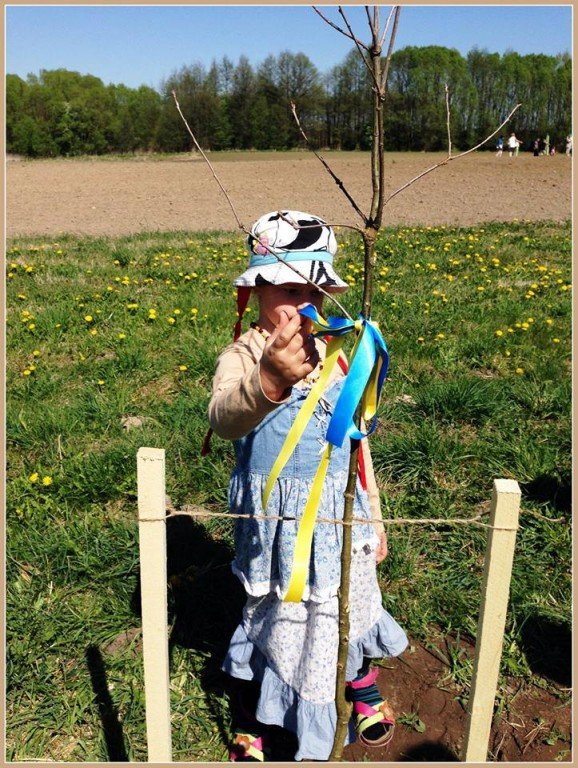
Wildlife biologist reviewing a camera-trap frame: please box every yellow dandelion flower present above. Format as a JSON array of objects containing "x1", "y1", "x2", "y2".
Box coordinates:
[
  {"x1": 84, "y1": 315, "x2": 93, "y2": 323},
  {"x1": 90, "y1": 329, "x2": 97, "y2": 336},
  {"x1": 118, "y1": 333, "x2": 126, "y2": 340},
  {"x1": 552, "y1": 338, "x2": 560, "y2": 343},
  {"x1": 515, "y1": 367, "x2": 525, "y2": 375},
  {"x1": 178, "y1": 365, "x2": 188, "y2": 371},
  {"x1": 505, "y1": 350, "x2": 511, "y2": 357},
  {"x1": 33, "y1": 350, "x2": 40, "y2": 357},
  {"x1": 168, "y1": 317, "x2": 176, "y2": 325},
  {"x1": 495, "y1": 330, "x2": 504, "y2": 337},
  {"x1": 22, "y1": 369, "x2": 32, "y2": 377},
  {"x1": 29, "y1": 472, "x2": 39, "y2": 483},
  {"x1": 42, "y1": 476, "x2": 53, "y2": 486}
]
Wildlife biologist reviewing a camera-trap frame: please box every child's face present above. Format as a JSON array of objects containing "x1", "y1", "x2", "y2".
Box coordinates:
[{"x1": 256, "y1": 283, "x2": 324, "y2": 332}]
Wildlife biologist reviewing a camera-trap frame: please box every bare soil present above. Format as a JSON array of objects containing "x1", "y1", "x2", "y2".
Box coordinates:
[
  {"x1": 167, "y1": 517, "x2": 572, "y2": 764},
  {"x1": 6, "y1": 151, "x2": 571, "y2": 238}
]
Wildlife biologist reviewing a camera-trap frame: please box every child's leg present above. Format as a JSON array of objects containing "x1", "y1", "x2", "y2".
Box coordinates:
[
  {"x1": 229, "y1": 679, "x2": 268, "y2": 762},
  {"x1": 346, "y1": 658, "x2": 395, "y2": 748}
]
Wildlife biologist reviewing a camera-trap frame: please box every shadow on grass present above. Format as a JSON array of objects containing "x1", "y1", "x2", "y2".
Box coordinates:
[
  {"x1": 520, "y1": 471, "x2": 571, "y2": 513},
  {"x1": 85, "y1": 645, "x2": 129, "y2": 761},
  {"x1": 131, "y1": 513, "x2": 300, "y2": 759}
]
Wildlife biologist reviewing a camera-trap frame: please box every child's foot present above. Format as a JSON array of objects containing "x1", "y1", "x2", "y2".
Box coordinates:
[
  {"x1": 229, "y1": 732, "x2": 267, "y2": 762},
  {"x1": 347, "y1": 667, "x2": 395, "y2": 748}
]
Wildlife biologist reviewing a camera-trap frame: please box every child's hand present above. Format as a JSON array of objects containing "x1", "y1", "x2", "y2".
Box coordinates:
[
  {"x1": 259, "y1": 307, "x2": 320, "y2": 400},
  {"x1": 375, "y1": 530, "x2": 388, "y2": 564}
]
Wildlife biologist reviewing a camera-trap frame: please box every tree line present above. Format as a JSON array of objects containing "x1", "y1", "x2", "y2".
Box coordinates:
[{"x1": 6, "y1": 46, "x2": 571, "y2": 157}]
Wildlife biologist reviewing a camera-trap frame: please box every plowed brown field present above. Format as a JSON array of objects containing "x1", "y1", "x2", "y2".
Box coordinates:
[{"x1": 6, "y1": 151, "x2": 571, "y2": 237}]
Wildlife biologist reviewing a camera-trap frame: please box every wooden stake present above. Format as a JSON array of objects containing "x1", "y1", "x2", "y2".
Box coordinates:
[
  {"x1": 137, "y1": 447, "x2": 172, "y2": 762},
  {"x1": 462, "y1": 478, "x2": 521, "y2": 762}
]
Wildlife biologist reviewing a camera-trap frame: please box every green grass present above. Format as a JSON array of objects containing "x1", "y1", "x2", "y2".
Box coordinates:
[{"x1": 6, "y1": 219, "x2": 571, "y2": 760}]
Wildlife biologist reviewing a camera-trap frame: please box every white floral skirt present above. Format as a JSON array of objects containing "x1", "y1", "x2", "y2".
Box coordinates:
[{"x1": 223, "y1": 545, "x2": 408, "y2": 761}]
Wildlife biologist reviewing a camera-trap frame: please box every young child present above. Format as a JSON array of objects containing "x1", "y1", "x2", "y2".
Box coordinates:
[{"x1": 208, "y1": 211, "x2": 408, "y2": 762}]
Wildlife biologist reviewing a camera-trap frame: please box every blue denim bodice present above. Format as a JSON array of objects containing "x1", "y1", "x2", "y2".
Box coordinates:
[{"x1": 229, "y1": 379, "x2": 378, "y2": 602}]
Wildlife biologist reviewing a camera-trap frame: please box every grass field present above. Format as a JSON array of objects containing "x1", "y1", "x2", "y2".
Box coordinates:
[{"x1": 6, "y1": 219, "x2": 571, "y2": 761}]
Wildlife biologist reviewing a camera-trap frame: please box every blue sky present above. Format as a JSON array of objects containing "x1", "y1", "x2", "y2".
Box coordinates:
[{"x1": 5, "y1": 4, "x2": 573, "y2": 91}]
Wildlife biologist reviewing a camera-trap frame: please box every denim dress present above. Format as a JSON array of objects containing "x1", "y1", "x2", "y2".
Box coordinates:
[{"x1": 223, "y1": 377, "x2": 408, "y2": 761}]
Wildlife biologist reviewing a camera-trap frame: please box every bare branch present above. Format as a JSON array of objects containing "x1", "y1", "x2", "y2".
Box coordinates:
[
  {"x1": 172, "y1": 90, "x2": 352, "y2": 318},
  {"x1": 384, "y1": 103, "x2": 523, "y2": 207},
  {"x1": 172, "y1": 89, "x2": 244, "y2": 231},
  {"x1": 276, "y1": 209, "x2": 364, "y2": 236},
  {"x1": 445, "y1": 84, "x2": 452, "y2": 157},
  {"x1": 337, "y1": 6, "x2": 380, "y2": 88},
  {"x1": 312, "y1": 5, "x2": 370, "y2": 50},
  {"x1": 379, "y1": 5, "x2": 401, "y2": 91},
  {"x1": 379, "y1": 5, "x2": 397, "y2": 50},
  {"x1": 365, "y1": 5, "x2": 377, "y2": 39},
  {"x1": 290, "y1": 102, "x2": 367, "y2": 225}
]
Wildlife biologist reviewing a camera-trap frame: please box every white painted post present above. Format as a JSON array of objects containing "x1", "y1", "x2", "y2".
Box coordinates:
[
  {"x1": 137, "y1": 447, "x2": 172, "y2": 762},
  {"x1": 462, "y1": 478, "x2": 521, "y2": 762}
]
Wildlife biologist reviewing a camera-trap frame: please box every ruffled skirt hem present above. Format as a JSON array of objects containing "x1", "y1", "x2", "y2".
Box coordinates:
[{"x1": 222, "y1": 610, "x2": 408, "y2": 761}]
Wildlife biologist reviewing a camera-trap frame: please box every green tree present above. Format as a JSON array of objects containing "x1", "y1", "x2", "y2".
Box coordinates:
[
  {"x1": 386, "y1": 46, "x2": 477, "y2": 150},
  {"x1": 325, "y1": 50, "x2": 372, "y2": 150}
]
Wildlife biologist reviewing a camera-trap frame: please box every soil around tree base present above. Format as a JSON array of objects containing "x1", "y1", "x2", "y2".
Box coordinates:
[{"x1": 342, "y1": 640, "x2": 572, "y2": 763}]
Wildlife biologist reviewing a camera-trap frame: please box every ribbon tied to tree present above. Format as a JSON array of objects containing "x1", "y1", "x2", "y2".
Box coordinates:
[{"x1": 262, "y1": 302, "x2": 389, "y2": 602}]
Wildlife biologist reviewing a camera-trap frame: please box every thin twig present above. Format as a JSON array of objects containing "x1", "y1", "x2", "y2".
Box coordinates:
[
  {"x1": 338, "y1": 6, "x2": 381, "y2": 90},
  {"x1": 171, "y1": 90, "x2": 244, "y2": 231},
  {"x1": 172, "y1": 89, "x2": 352, "y2": 318},
  {"x1": 275, "y1": 210, "x2": 362, "y2": 236},
  {"x1": 365, "y1": 5, "x2": 377, "y2": 38},
  {"x1": 384, "y1": 103, "x2": 522, "y2": 206},
  {"x1": 445, "y1": 84, "x2": 452, "y2": 157},
  {"x1": 380, "y1": 5, "x2": 401, "y2": 92},
  {"x1": 290, "y1": 102, "x2": 367, "y2": 225},
  {"x1": 312, "y1": 5, "x2": 369, "y2": 50},
  {"x1": 379, "y1": 5, "x2": 397, "y2": 50}
]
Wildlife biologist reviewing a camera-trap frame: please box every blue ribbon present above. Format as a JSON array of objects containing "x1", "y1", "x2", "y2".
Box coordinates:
[{"x1": 299, "y1": 304, "x2": 389, "y2": 447}]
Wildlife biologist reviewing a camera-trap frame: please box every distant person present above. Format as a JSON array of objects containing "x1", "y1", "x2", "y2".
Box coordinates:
[
  {"x1": 565, "y1": 135, "x2": 572, "y2": 156},
  {"x1": 496, "y1": 137, "x2": 504, "y2": 157},
  {"x1": 508, "y1": 132, "x2": 520, "y2": 158},
  {"x1": 533, "y1": 139, "x2": 541, "y2": 157},
  {"x1": 544, "y1": 134, "x2": 550, "y2": 155}
]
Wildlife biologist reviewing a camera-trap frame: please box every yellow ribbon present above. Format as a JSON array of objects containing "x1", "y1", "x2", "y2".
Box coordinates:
[
  {"x1": 261, "y1": 335, "x2": 343, "y2": 510},
  {"x1": 283, "y1": 441, "x2": 333, "y2": 602},
  {"x1": 260, "y1": 331, "x2": 344, "y2": 604},
  {"x1": 261, "y1": 312, "x2": 385, "y2": 603}
]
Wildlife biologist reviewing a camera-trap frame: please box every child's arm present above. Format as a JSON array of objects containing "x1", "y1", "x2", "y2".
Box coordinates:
[
  {"x1": 209, "y1": 308, "x2": 318, "y2": 440},
  {"x1": 361, "y1": 438, "x2": 388, "y2": 564},
  {"x1": 209, "y1": 342, "x2": 290, "y2": 440}
]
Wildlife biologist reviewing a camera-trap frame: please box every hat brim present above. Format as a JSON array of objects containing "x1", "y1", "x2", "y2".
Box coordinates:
[{"x1": 233, "y1": 259, "x2": 349, "y2": 293}]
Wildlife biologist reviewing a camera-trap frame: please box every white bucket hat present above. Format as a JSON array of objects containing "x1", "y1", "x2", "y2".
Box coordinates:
[{"x1": 233, "y1": 210, "x2": 349, "y2": 293}]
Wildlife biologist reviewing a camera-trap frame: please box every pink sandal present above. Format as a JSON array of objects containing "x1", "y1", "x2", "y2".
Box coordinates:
[
  {"x1": 229, "y1": 733, "x2": 266, "y2": 762},
  {"x1": 347, "y1": 668, "x2": 396, "y2": 748}
]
